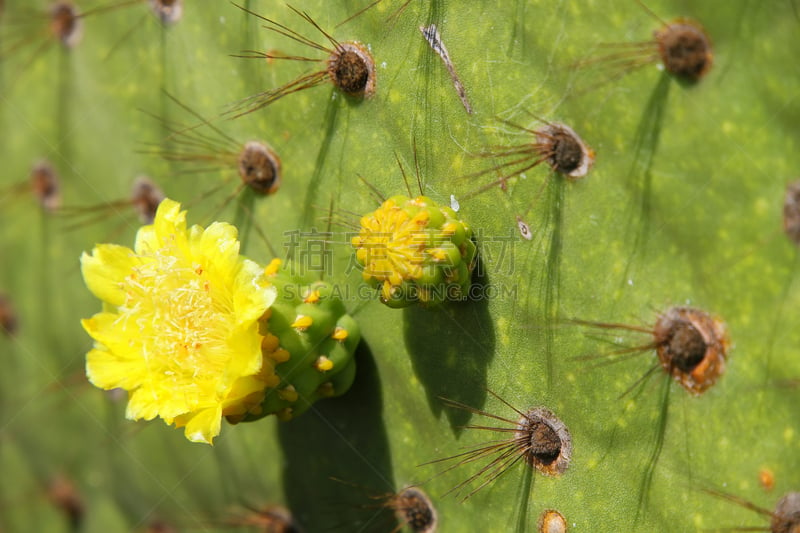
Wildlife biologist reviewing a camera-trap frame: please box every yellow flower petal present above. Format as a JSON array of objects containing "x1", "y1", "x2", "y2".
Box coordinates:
[
  {"x1": 224, "y1": 374, "x2": 269, "y2": 412},
  {"x1": 82, "y1": 312, "x2": 141, "y2": 351},
  {"x1": 133, "y1": 224, "x2": 158, "y2": 255},
  {"x1": 224, "y1": 323, "x2": 265, "y2": 380},
  {"x1": 190, "y1": 221, "x2": 240, "y2": 284},
  {"x1": 182, "y1": 406, "x2": 223, "y2": 444},
  {"x1": 153, "y1": 198, "x2": 185, "y2": 240},
  {"x1": 133, "y1": 198, "x2": 182, "y2": 254},
  {"x1": 234, "y1": 259, "x2": 277, "y2": 326},
  {"x1": 80, "y1": 245, "x2": 139, "y2": 307},
  {"x1": 85, "y1": 347, "x2": 141, "y2": 390},
  {"x1": 126, "y1": 386, "x2": 163, "y2": 422},
  {"x1": 79, "y1": 198, "x2": 278, "y2": 444}
]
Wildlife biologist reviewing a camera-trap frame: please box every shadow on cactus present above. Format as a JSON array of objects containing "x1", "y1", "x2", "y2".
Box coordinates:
[
  {"x1": 343, "y1": 183, "x2": 490, "y2": 429},
  {"x1": 278, "y1": 340, "x2": 393, "y2": 532},
  {"x1": 402, "y1": 255, "x2": 494, "y2": 432},
  {"x1": 322, "y1": 479, "x2": 437, "y2": 533},
  {"x1": 571, "y1": 306, "x2": 730, "y2": 518},
  {"x1": 96, "y1": 0, "x2": 185, "y2": 60},
  {"x1": 570, "y1": 4, "x2": 714, "y2": 283},
  {"x1": 457, "y1": 115, "x2": 594, "y2": 387}
]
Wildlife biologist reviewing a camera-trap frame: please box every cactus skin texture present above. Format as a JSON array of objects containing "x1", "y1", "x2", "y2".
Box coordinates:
[{"x1": 352, "y1": 194, "x2": 477, "y2": 308}]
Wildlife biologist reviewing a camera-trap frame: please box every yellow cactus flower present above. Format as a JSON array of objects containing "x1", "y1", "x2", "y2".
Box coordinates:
[{"x1": 80, "y1": 199, "x2": 277, "y2": 444}]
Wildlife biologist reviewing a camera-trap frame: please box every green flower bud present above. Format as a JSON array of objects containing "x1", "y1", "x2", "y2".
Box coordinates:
[{"x1": 351, "y1": 194, "x2": 477, "y2": 307}]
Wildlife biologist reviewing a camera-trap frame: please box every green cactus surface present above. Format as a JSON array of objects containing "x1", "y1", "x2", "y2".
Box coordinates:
[
  {"x1": 251, "y1": 261, "x2": 360, "y2": 422},
  {"x1": 1, "y1": 1, "x2": 799, "y2": 532}
]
